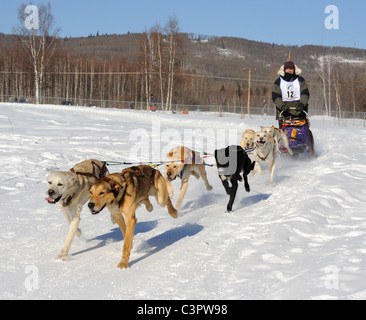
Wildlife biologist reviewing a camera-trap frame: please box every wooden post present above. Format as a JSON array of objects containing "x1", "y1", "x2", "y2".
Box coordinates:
[{"x1": 243, "y1": 68, "x2": 256, "y2": 115}]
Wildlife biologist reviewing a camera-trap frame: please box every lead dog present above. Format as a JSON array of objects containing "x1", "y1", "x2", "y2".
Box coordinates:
[
  {"x1": 240, "y1": 129, "x2": 256, "y2": 151},
  {"x1": 164, "y1": 146, "x2": 213, "y2": 211},
  {"x1": 260, "y1": 125, "x2": 293, "y2": 155},
  {"x1": 215, "y1": 145, "x2": 255, "y2": 212},
  {"x1": 45, "y1": 159, "x2": 109, "y2": 259},
  {"x1": 252, "y1": 132, "x2": 277, "y2": 184},
  {"x1": 88, "y1": 165, "x2": 178, "y2": 269}
]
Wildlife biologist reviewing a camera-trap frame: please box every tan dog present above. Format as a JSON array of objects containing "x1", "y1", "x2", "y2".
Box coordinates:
[
  {"x1": 252, "y1": 132, "x2": 277, "y2": 184},
  {"x1": 164, "y1": 146, "x2": 213, "y2": 211},
  {"x1": 260, "y1": 125, "x2": 293, "y2": 155},
  {"x1": 88, "y1": 165, "x2": 178, "y2": 269},
  {"x1": 46, "y1": 159, "x2": 109, "y2": 259},
  {"x1": 240, "y1": 129, "x2": 256, "y2": 151}
]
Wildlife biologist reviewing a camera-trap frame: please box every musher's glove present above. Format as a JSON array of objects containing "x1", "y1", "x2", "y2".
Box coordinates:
[
  {"x1": 282, "y1": 105, "x2": 290, "y2": 113},
  {"x1": 296, "y1": 103, "x2": 305, "y2": 112}
]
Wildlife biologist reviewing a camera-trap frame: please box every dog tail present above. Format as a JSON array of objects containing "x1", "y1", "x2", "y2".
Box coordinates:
[
  {"x1": 154, "y1": 170, "x2": 178, "y2": 219},
  {"x1": 166, "y1": 197, "x2": 178, "y2": 219}
]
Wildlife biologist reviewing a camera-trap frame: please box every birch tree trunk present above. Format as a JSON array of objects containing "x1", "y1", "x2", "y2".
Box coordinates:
[
  {"x1": 165, "y1": 17, "x2": 180, "y2": 111},
  {"x1": 16, "y1": 2, "x2": 58, "y2": 104}
]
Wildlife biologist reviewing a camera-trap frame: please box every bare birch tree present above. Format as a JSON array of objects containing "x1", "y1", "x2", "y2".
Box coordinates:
[
  {"x1": 140, "y1": 31, "x2": 151, "y2": 109},
  {"x1": 165, "y1": 17, "x2": 180, "y2": 111},
  {"x1": 316, "y1": 54, "x2": 336, "y2": 116},
  {"x1": 332, "y1": 62, "x2": 344, "y2": 118},
  {"x1": 315, "y1": 56, "x2": 329, "y2": 115},
  {"x1": 149, "y1": 25, "x2": 165, "y2": 110},
  {"x1": 16, "y1": 2, "x2": 59, "y2": 104}
]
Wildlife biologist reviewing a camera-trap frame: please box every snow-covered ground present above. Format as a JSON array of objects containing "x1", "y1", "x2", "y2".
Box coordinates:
[{"x1": 1, "y1": 102, "x2": 366, "y2": 300}]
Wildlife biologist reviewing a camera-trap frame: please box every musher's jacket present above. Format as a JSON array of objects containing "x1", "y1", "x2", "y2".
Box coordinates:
[{"x1": 272, "y1": 65, "x2": 309, "y2": 119}]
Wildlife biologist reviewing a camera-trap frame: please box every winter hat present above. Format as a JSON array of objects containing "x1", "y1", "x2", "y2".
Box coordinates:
[{"x1": 284, "y1": 61, "x2": 295, "y2": 70}]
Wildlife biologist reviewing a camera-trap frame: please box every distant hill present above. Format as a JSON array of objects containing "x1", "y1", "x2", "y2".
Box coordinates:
[{"x1": 59, "y1": 33, "x2": 366, "y2": 85}]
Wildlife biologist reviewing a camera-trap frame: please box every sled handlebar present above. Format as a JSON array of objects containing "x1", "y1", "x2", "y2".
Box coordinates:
[{"x1": 279, "y1": 107, "x2": 308, "y2": 118}]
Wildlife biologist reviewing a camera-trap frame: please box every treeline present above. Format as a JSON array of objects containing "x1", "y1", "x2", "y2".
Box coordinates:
[
  {"x1": 0, "y1": 31, "x2": 190, "y2": 106},
  {"x1": 0, "y1": 34, "x2": 262, "y2": 109}
]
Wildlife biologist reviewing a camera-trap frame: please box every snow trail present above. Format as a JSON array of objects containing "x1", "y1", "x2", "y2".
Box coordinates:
[{"x1": 1, "y1": 103, "x2": 366, "y2": 299}]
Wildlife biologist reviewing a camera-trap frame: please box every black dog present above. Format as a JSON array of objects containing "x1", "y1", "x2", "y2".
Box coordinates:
[{"x1": 214, "y1": 145, "x2": 255, "y2": 212}]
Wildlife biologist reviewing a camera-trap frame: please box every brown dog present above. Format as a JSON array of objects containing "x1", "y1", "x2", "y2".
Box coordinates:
[{"x1": 88, "y1": 165, "x2": 177, "y2": 269}]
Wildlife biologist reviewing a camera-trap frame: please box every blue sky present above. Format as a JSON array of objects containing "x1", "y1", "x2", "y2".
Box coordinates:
[{"x1": 1, "y1": 0, "x2": 366, "y2": 49}]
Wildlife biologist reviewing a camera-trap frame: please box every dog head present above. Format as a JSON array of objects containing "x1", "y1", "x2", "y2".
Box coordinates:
[
  {"x1": 165, "y1": 146, "x2": 199, "y2": 181},
  {"x1": 165, "y1": 148, "x2": 189, "y2": 181},
  {"x1": 45, "y1": 171, "x2": 78, "y2": 205},
  {"x1": 88, "y1": 176, "x2": 127, "y2": 215},
  {"x1": 165, "y1": 161, "x2": 185, "y2": 181},
  {"x1": 254, "y1": 131, "x2": 269, "y2": 149},
  {"x1": 260, "y1": 126, "x2": 275, "y2": 137},
  {"x1": 241, "y1": 129, "x2": 256, "y2": 149}
]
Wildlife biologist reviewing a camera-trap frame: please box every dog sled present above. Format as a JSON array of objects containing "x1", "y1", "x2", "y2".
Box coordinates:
[{"x1": 279, "y1": 109, "x2": 315, "y2": 159}]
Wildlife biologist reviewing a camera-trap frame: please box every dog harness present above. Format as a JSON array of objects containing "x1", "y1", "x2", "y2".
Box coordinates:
[
  {"x1": 178, "y1": 154, "x2": 205, "y2": 180},
  {"x1": 179, "y1": 164, "x2": 188, "y2": 179},
  {"x1": 70, "y1": 160, "x2": 108, "y2": 180},
  {"x1": 255, "y1": 142, "x2": 271, "y2": 161}
]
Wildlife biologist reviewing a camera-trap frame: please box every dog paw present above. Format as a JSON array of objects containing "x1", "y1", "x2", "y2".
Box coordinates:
[
  {"x1": 146, "y1": 204, "x2": 153, "y2": 212},
  {"x1": 57, "y1": 252, "x2": 69, "y2": 260},
  {"x1": 207, "y1": 185, "x2": 213, "y2": 191},
  {"x1": 117, "y1": 261, "x2": 129, "y2": 269}
]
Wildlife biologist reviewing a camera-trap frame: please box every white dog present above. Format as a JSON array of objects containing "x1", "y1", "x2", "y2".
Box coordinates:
[
  {"x1": 260, "y1": 125, "x2": 293, "y2": 155},
  {"x1": 252, "y1": 132, "x2": 277, "y2": 184},
  {"x1": 45, "y1": 159, "x2": 109, "y2": 259}
]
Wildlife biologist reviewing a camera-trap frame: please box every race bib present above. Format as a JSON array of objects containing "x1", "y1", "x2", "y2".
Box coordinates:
[{"x1": 280, "y1": 78, "x2": 301, "y2": 102}]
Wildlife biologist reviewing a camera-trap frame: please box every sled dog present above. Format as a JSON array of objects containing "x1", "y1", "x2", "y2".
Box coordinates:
[
  {"x1": 215, "y1": 145, "x2": 255, "y2": 212},
  {"x1": 164, "y1": 146, "x2": 213, "y2": 211},
  {"x1": 240, "y1": 129, "x2": 256, "y2": 151},
  {"x1": 260, "y1": 125, "x2": 293, "y2": 155},
  {"x1": 252, "y1": 132, "x2": 277, "y2": 184},
  {"x1": 45, "y1": 159, "x2": 109, "y2": 259},
  {"x1": 88, "y1": 165, "x2": 178, "y2": 269}
]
